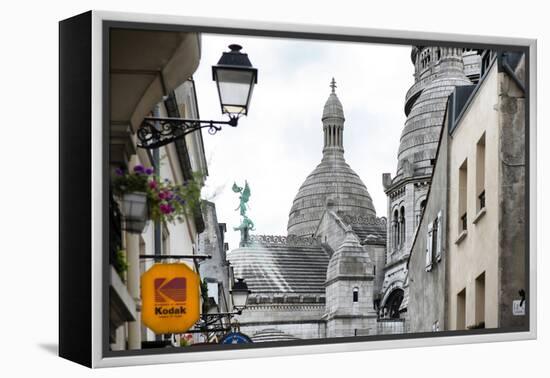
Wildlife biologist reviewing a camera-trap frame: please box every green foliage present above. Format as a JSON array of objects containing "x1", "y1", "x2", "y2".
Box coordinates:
[
  {"x1": 112, "y1": 165, "x2": 204, "y2": 225},
  {"x1": 114, "y1": 249, "x2": 128, "y2": 281},
  {"x1": 112, "y1": 169, "x2": 149, "y2": 196}
]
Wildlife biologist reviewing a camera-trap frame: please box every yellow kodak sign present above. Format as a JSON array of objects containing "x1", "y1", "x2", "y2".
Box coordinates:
[{"x1": 141, "y1": 263, "x2": 200, "y2": 334}]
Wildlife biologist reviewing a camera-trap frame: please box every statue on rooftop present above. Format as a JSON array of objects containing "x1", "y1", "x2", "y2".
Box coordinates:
[{"x1": 233, "y1": 181, "x2": 254, "y2": 246}]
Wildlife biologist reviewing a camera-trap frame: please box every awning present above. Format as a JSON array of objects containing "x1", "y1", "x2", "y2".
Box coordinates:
[{"x1": 110, "y1": 29, "x2": 201, "y2": 131}]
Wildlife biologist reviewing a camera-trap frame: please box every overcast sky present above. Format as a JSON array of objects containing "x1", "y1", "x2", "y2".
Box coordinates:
[{"x1": 193, "y1": 34, "x2": 413, "y2": 250}]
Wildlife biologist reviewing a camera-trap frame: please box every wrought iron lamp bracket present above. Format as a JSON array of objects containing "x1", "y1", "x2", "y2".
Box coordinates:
[{"x1": 137, "y1": 116, "x2": 239, "y2": 149}]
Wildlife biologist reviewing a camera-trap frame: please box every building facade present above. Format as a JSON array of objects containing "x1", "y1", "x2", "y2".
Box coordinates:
[
  {"x1": 446, "y1": 52, "x2": 526, "y2": 330},
  {"x1": 406, "y1": 108, "x2": 449, "y2": 333},
  {"x1": 407, "y1": 51, "x2": 527, "y2": 332},
  {"x1": 108, "y1": 29, "x2": 209, "y2": 350}
]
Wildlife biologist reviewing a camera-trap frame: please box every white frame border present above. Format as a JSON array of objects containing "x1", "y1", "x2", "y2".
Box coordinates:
[{"x1": 90, "y1": 10, "x2": 537, "y2": 368}]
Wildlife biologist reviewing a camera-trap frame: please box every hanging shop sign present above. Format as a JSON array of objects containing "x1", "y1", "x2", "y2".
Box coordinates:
[
  {"x1": 141, "y1": 263, "x2": 200, "y2": 334},
  {"x1": 220, "y1": 332, "x2": 253, "y2": 344}
]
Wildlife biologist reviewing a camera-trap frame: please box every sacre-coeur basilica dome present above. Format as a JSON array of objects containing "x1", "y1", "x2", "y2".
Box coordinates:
[{"x1": 287, "y1": 79, "x2": 376, "y2": 237}]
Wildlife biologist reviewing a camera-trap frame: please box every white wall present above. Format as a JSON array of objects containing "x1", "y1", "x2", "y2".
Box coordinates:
[{"x1": 447, "y1": 65, "x2": 500, "y2": 329}]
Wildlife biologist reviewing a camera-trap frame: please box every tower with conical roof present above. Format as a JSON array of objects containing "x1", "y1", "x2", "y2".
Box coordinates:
[
  {"x1": 378, "y1": 47, "x2": 480, "y2": 319},
  {"x1": 324, "y1": 229, "x2": 377, "y2": 337},
  {"x1": 287, "y1": 79, "x2": 377, "y2": 237}
]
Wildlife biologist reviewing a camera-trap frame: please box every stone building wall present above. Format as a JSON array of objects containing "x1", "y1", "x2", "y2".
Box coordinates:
[
  {"x1": 407, "y1": 110, "x2": 449, "y2": 333},
  {"x1": 197, "y1": 201, "x2": 231, "y2": 312},
  {"x1": 497, "y1": 54, "x2": 527, "y2": 329},
  {"x1": 376, "y1": 319, "x2": 406, "y2": 335},
  {"x1": 235, "y1": 304, "x2": 327, "y2": 340}
]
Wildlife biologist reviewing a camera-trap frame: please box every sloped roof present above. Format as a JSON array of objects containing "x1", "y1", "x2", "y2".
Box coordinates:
[
  {"x1": 227, "y1": 236, "x2": 329, "y2": 294},
  {"x1": 337, "y1": 212, "x2": 387, "y2": 244}
]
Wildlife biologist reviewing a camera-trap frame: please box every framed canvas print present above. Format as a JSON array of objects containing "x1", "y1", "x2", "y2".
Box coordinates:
[{"x1": 59, "y1": 10, "x2": 537, "y2": 368}]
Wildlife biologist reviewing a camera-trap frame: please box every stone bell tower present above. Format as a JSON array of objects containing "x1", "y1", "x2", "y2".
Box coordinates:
[{"x1": 379, "y1": 46, "x2": 477, "y2": 319}]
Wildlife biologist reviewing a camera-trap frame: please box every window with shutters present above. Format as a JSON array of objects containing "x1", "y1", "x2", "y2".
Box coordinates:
[
  {"x1": 425, "y1": 222, "x2": 433, "y2": 272},
  {"x1": 435, "y1": 211, "x2": 443, "y2": 262}
]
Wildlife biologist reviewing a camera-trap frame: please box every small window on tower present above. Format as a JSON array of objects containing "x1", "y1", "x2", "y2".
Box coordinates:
[{"x1": 353, "y1": 287, "x2": 359, "y2": 303}]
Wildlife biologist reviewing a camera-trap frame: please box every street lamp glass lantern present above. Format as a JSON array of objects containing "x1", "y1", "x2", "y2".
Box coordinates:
[
  {"x1": 230, "y1": 278, "x2": 251, "y2": 310},
  {"x1": 212, "y1": 44, "x2": 258, "y2": 117}
]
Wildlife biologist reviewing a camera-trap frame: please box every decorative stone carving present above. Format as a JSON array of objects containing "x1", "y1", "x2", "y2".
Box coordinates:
[{"x1": 245, "y1": 234, "x2": 321, "y2": 247}]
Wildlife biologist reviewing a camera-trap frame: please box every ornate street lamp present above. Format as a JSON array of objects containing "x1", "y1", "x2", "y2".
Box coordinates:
[
  {"x1": 212, "y1": 44, "x2": 257, "y2": 117},
  {"x1": 196, "y1": 278, "x2": 251, "y2": 339},
  {"x1": 137, "y1": 44, "x2": 258, "y2": 149},
  {"x1": 230, "y1": 278, "x2": 251, "y2": 313}
]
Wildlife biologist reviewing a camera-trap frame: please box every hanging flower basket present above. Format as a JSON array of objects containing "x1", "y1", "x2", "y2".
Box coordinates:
[
  {"x1": 120, "y1": 191, "x2": 150, "y2": 234},
  {"x1": 112, "y1": 165, "x2": 202, "y2": 232}
]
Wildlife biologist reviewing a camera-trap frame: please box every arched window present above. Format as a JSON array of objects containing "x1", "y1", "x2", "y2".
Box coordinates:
[
  {"x1": 393, "y1": 209, "x2": 399, "y2": 250},
  {"x1": 353, "y1": 287, "x2": 359, "y2": 303},
  {"x1": 400, "y1": 206, "x2": 406, "y2": 245},
  {"x1": 385, "y1": 289, "x2": 404, "y2": 319}
]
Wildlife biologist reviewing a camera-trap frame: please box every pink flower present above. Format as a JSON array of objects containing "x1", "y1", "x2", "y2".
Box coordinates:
[
  {"x1": 148, "y1": 180, "x2": 157, "y2": 189},
  {"x1": 160, "y1": 204, "x2": 173, "y2": 214}
]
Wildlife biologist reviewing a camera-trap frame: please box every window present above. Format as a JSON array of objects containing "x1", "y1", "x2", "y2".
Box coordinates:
[
  {"x1": 457, "y1": 288, "x2": 466, "y2": 330},
  {"x1": 458, "y1": 159, "x2": 468, "y2": 233},
  {"x1": 435, "y1": 211, "x2": 443, "y2": 261},
  {"x1": 416, "y1": 199, "x2": 427, "y2": 227},
  {"x1": 392, "y1": 209, "x2": 399, "y2": 250},
  {"x1": 476, "y1": 133, "x2": 486, "y2": 212},
  {"x1": 475, "y1": 272, "x2": 486, "y2": 327},
  {"x1": 425, "y1": 222, "x2": 433, "y2": 272},
  {"x1": 352, "y1": 287, "x2": 359, "y2": 303},
  {"x1": 400, "y1": 206, "x2": 406, "y2": 246}
]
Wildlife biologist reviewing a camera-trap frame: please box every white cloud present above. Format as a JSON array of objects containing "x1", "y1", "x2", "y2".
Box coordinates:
[{"x1": 195, "y1": 34, "x2": 413, "y2": 249}]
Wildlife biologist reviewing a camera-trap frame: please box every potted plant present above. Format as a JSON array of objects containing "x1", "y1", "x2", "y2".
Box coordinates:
[
  {"x1": 112, "y1": 165, "x2": 203, "y2": 233},
  {"x1": 112, "y1": 165, "x2": 152, "y2": 233}
]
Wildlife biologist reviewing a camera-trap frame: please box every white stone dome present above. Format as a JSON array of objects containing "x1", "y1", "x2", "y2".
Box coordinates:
[{"x1": 287, "y1": 79, "x2": 376, "y2": 237}]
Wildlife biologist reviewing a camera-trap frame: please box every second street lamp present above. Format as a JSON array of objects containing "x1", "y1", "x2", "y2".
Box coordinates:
[
  {"x1": 136, "y1": 44, "x2": 258, "y2": 149},
  {"x1": 230, "y1": 278, "x2": 251, "y2": 313},
  {"x1": 197, "y1": 278, "x2": 252, "y2": 340}
]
